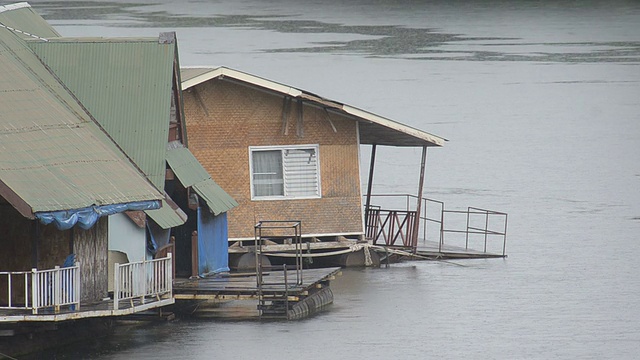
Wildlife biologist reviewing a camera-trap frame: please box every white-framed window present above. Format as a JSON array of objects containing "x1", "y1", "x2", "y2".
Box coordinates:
[{"x1": 249, "y1": 145, "x2": 321, "y2": 200}]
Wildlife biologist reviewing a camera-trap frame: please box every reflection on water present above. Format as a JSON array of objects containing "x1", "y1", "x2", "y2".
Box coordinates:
[{"x1": 12, "y1": 0, "x2": 640, "y2": 358}]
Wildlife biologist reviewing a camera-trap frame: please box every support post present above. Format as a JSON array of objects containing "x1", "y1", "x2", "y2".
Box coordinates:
[
  {"x1": 191, "y1": 231, "x2": 199, "y2": 278},
  {"x1": 364, "y1": 144, "x2": 377, "y2": 239},
  {"x1": 412, "y1": 146, "x2": 428, "y2": 253}
]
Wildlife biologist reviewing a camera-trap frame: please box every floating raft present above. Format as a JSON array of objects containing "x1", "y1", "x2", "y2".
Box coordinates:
[{"x1": 172, "y1": 267, "x2": 341, "y2": 319}]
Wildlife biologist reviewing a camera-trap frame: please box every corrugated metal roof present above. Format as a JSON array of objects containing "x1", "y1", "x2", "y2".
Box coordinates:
[
  {"x1": 27, "y1": 37, "x2": 175, "y2": 190},
  {"x1": 181, "y1": 66, "x2": 447, "y2": 147},
  {"x1": 145, "y1": 194, "x2": 188, "y2": 229},
  {"x1": 0, "y1": 27, "x2": 163, "y2": 216},
  {"x1": 192, "y1": 179, "x2": 238, "y2": 216},
  {"x1": 166, "y1": 147, "x2": 210, "y2": 187},
  {"x1": 166, "y1": 147, "x2": 237, "y2": 215},
  {"x1": 0, "y1": 2, "x2": 60, "y2": 40}
]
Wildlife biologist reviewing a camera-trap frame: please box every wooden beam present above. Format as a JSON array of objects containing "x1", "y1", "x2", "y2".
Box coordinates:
[
  {"x1": 364, "y1": 144, "x2": 377, "y2": 237},
  {"x1": 281, "y1": 96, "x2": 291, "y2": 135},
  {"x1": 412, "y1": 146, "x2": 428, "y2": 252},
  {"x1": 191, "y1": 230, "x2": 199, "y2": 278},
  {"x1": 296, "y1": 98, "x2": 304, "y2": 137}
]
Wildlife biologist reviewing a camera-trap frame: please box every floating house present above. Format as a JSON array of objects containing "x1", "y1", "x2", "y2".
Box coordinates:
[
  {"x1": 0, "y1": 2, "x2": 173, "y2": 330},
  {"x1": 0, "y1": 1, "x2": 238, "y2": 340},
  {"x1": 24, "y1": 28, "x2": 238, "y2": 279},
  {"x1": 180, "y1": 67, "x2": 455, "y2": 267}
]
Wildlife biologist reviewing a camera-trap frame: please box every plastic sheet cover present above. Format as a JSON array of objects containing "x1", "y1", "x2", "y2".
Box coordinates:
[
  {"x1": 197, "y1": 207, "x2": 230, "y2": 276},
  {"x1": 35, "y1": 201, "x2": 161, "y2": 230}
]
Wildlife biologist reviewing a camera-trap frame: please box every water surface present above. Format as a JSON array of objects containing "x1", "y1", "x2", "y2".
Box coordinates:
[{"x1": 15, "y1": 0, "x2": 640, "y2": 358}]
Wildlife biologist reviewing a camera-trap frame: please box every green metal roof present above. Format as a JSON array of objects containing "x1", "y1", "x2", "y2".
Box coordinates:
[
  {"x1": 0, "y1": 2, "x2": 60, "y2": 40},
  {"x1": 0, "y1": 27, "x2": 163, "y2": 217},
  {"x1": 166, "y1": 147, "x2": 237, "y2": 215},
  {"x1": 146, "y1": 194, "x2": 188, "y2": 229},
  {"x1": 27, "y1": 36, "x2": 176, "y2": 190},
  {"x1": 192, "y1": 179, "x2": 238, "y2": 216}
]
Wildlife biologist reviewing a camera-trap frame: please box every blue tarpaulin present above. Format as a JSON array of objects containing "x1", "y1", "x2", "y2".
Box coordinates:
[
  {"x1": 35, "y1": 201, "x2": 161, "y2": 230},
  {"x1": 197, "y1": 207, "x2": 230, "y2": 276}
]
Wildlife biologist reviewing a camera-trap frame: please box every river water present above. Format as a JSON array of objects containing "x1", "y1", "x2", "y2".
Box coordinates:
[{"x1": 16, "y1": 0, "x2": 640, "y2": 359}]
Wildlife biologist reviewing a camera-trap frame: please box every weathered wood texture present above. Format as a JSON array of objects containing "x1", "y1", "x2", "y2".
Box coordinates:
[
  {"x1": 183, "y1": 80, "x2": 364, "y2": 239},
  {"x1": 73, "y1": 217, "x2": 108, "y2": 303},
  {"x1": 0, "y1": 204, "x2": 109, "y2": 304}
]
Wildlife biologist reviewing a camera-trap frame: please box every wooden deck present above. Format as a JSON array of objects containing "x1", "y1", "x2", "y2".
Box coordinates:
[
  {"x1": 0, "y1": 296, "x2": 174, "y2": 323},
  {"x1": 173, "y1": 267, "x2": 341, "y2": 301}
]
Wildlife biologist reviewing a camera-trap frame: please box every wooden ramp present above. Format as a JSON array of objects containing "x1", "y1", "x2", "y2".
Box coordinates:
[
  {"x1": 415, "y1": 240, "x2": 506, "y2": 259},
  {"x1": 371, "y1": 240, "x2": 505, "y2": 261}
]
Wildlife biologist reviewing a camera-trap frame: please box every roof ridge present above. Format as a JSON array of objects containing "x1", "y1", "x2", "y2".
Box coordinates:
[
  {"x1": 0, "y1": 2, "x2": 31, "y2": 14},
  {"x1": 0, "y1": 21, "x2": 49, "y2": 42}
]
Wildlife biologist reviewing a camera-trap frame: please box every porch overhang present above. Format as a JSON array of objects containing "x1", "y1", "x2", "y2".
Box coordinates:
[
  {"x1": 166, "y1": 146, "x2": 238, "y2": 215},
  {"x1": 145, "y1": 193, "x2": 188, "y2": 229}
]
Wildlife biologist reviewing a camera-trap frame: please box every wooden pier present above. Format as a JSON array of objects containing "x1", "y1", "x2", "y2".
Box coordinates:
[{"x1": 172, "y1": 267, "x2": 341, "y2": 319}]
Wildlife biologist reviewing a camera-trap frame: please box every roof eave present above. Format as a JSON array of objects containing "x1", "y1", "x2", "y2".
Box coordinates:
[{"x1": 181, "y1": 66, "x2": 447, "y2": 148}]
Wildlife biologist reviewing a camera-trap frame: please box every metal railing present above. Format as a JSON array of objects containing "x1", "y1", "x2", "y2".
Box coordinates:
[
  {"x1": 441, "y1": 207, "x2": 508, "y2": 256},
  {"x1": 0, "y1": 264, "x2": 80, "y2": 314},
  {"x1": 113, "y1": 254, "x2": 172, "y2": 310},
  {"x1": 254, "y1": 221, "x2": 303, "y2": 319},
  {"x1": 364, "y1": 194, "x2": 444, "y2": 249},
  {"x1": 366, "y1": 207, "x2": 417, "y2": 248},
  {"x1": 364, "y1": 194, "x2": 508, "y2": 256}
]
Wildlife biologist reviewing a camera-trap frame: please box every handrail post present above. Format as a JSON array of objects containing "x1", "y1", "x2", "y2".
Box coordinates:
[
  {"x1": 75, "y1": 262, "x2": 80, "y2": 310},
  {"x1": 54, "y1": 266, "x2": 61, "y2": 313},
  {"x1": 114, "y1": 262, "x2": 120, "y2": 310},
  {"x1": 439, "y1": 210, "x2": 444, "y2": 252},
  {"x1": 7, "y1": 274, "x2": 11, "y2": 308},
  {"x1": 484, "y1": 210, "x2": 489, "y2": 253},
  {"x1": 31, "y1": 268, "x2": 38, "y2": 314},
  {"x1": 23, "y1": 272, "x2": 28, "y2": 309},
  {"x1": 502, "y1": 214, "x2": 508, "y2": 256},
  {"x1": 140, "y1": 260, "x2": 146, "y2": 305},
  {"x1": 465, "y1": 207, "x2": 471, "y2": 250}
]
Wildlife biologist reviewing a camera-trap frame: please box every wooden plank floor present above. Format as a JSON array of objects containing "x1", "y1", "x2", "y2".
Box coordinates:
[
  {"x1": 173, "y1": 267, "x2": 341, "y2": 299},
  {"x1": 0, "y1": 296, "x2": 173, "y2": 322}
]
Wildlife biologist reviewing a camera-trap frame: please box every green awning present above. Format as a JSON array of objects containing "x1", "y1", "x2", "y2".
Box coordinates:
[
  {"x1": 192, "y1": 178, "x2": 238, "y2": 216},
  {"x1": 145, "y1": 194, "x2": 188, "y2": 229},
  {"x1": 166, "y1": 147, "x2": 237, "y2": 215}
]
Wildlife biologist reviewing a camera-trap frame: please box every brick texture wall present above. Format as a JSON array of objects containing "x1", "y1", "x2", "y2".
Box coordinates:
[{"x1": 183, "y1": 80, "x2": 364, "y2": 239}]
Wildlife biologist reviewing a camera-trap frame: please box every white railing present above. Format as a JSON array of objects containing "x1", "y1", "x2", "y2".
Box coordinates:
[
  {"x1": 0, "y1": 270, "x2": 30, "y2": 310},
  {"x1": 1, "y1": 264, "x2": 81, "y2": 314},
  {"x1": 113, "y1": 254, "x2": 172, "y2": 310},
  {"x1": 32, "y1": 263, "x2": 81, "y2": 314}
]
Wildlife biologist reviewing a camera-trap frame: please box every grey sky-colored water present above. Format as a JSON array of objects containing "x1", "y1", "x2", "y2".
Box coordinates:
[{"x1": 10, "y1": 0, "x2": 640, "y2": 358}]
